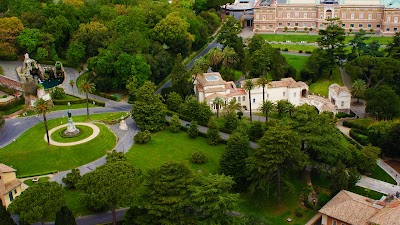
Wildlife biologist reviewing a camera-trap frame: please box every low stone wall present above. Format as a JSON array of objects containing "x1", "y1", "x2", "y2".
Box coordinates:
[{"x1": 0, "y1": 75, "x2": 23, "y2": 92}]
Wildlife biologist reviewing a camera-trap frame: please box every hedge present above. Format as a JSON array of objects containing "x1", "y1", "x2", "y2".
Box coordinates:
[
  {"x1": 0, "y1": 117, "x2": 4, "y2": 128},
  {"x1": 0, "y1": 97, "x2": 25, "y2": 111},
  {"x1": 0, "y1": 85, "x2": 17, "y2": 95},
  {"x1": 178, "y1": 123, "x2": 227, "y2": 145},
  {"x1": 53, "y1": 98, "x2": 105, "y2": 107},
  {"x1": 349, "y1": 129, "x2": 370, "y2": 146},
  {"x1": 96, "y1": 92, "x2": 118, "y2": 101},
  {"x1": 342, "y1": 133, "x2": 363, "y2": 149},
  {"x1": 17, "y1": 170, "x2": 58, "y2": 179},
  {"x1": 343, "y1": 119, "x2": 375, "y2": 130}
]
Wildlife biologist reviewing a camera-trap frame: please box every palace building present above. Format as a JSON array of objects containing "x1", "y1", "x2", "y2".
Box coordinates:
[{"x1": 252, "y1": 0, "x2": 400, "y2": 35}]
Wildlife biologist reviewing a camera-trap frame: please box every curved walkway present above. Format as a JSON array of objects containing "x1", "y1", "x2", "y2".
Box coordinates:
[{"x1": 46, "y1": 122, "x2": 99, "y2": 146}]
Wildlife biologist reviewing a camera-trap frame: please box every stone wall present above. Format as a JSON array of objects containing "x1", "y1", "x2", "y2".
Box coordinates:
[{"x1": 0, "y1": 75, "x2": 23, "y2": 92}]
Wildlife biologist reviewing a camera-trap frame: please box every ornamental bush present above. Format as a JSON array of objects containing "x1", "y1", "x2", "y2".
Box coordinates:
[
  {"x1": 188, "y1": 121, "x2": 199, "y2": 138},
  {"x1": 134, "y1": 130, "x2": 151, "y2": 144},
  {"x1": 191, "y1": 151, "x2": 207, "y2": 164}
]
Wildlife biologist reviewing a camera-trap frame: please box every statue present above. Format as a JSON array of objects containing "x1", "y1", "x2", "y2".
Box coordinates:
[
  {"x1": 64, "y1": 109, "x2": 79, "y2": 136},
  {"x1": 24, "y1": 53, "x2": 30, "y2": 60},
  {"x1": 67, "y1": 110, "x2": 72, "y2": 118}
]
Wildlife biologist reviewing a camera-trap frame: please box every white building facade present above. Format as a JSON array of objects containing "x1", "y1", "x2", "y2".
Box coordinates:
[
  {"x1": 328, "y1": 83, "x2": 352, "y2": 113},
  {"x1": 194, "y1": 72, "x2": 309, "y2": 112}
]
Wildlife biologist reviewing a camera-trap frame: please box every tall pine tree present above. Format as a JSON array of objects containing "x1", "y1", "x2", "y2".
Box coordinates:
[
  {"x1": 55, "y1": 206, "x2": 76, "y2": 225},
  {"x1": 0, "y1": 204, "x2": 16, "y2": 225}
]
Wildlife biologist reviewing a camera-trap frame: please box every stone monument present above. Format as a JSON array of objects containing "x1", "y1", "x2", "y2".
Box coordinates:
[
  {"x1": 119, "y1": 119, "x2": 128, "y2": 131},
  {"x1": 64, "y1": 110, "x2": 80, "y2": 136}
]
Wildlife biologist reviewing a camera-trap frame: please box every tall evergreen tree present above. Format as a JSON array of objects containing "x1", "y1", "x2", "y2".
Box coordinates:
[
  {"x1": 132, "y1": 81, "x2": 166, "y2": 132},
  {"x1": 247, "y1": 125, "x2": 306, "y2": 206},
  {"x1": 136, "y1": 162, "x2": 195, "y2": 225},
  {"x1": 0, "y1": 204, "x2": 16, "y2": 225},
  {"x1": 55, "y1": 206, "x2": 76, "y2": 225},
  {"x1": 219, "y1": 127, "x2": 250, "y2": 191},
  {"x1": 207, "y1": 117, "x2": 221, "y2": 145},
  {"x1": 170, "y1": 53, "x2": 190, "y2": 98}
]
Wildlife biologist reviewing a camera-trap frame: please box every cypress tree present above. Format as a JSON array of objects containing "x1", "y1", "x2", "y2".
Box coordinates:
[
  {"x1": 0, "y1": 204, "x2": 16, "y2": 225},
  {"x1": 55, "y1": 206, "x2": 76, "y2": 225}
]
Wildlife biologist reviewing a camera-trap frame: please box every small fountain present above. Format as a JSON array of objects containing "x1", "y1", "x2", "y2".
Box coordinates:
[{"x1": 64, "y1": 110, "x2": 80, "y2": 137}]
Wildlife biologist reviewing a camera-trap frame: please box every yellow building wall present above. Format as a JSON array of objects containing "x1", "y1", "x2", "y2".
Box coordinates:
[
  {"x1": 2, "y1": 172, "x2": 16, "y2": 184},
  {"x1": 2, "y1": 185, "x2": 22, "y2": 208}
]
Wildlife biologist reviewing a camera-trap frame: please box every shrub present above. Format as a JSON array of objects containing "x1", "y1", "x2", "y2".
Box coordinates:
[
  {"x1": 95, "y1": 92, "x2": 118, "y2": 101},
  {"x1": 0, "y1": 117, "x2": 4, "y2": 128},
  {"x1": 169, "y1": 114, "x2": 181, "y2": 133},
  {"x1": 52, "y1": 98, "x2": 105, "y2": 107},
  {"x1": 224, "y1": 111, "x2": 238, "y2": 131},
  {"x1": 295, "y1": 208, "x2": 303, "y2": 218},
  {"x1": 191, "y1": 151, "x2": 207, "y2": 164},
  {"x1": 305, "y1": 51, "x2": 312, "y2": 54},
  {"x1": 350, "y1": 129, "x2": 370, "y2": 145},
  {"x1": 207, "y1": 118, "x2": 221, "y2": 145},
  {"x1": 283, "y1": 48, "x2": 289, "y2": 51},
  {"x1": 237, "y1": 111, "x2": 243, "y2": 119},
  {"x1": 275, "y1": 47, "x2": 281, "y2": 51},
  {"x1": 342, "y1": 119, "x2": 375, "y2": 130},
  {"x1": 249, "y1": 121, "x2": 264, "y2": 140},
  {"x1": 336, "y1": 112, "x2": 353, "y2": 119},
  {"x1": 2, "y1": 94, "x2": 6, "y2": 98},
  {"x1": 51, "y1": 87, "x2": 66, "y2": 99},
  {"x1": 298, "y1": 50, "x2": 303, "y2": 53},
  {"x1": 188, "y1": 121, "x2": 199, "y2": 138},
  {"x1": 0, "y1": 97, "x2": 25, "y2": 111},
  {"x1": 62, "y1": 168, "x2": 81, "y2": 189},
  {"x1": 134, "y1": 130, "x2": 151, "y2": 144},
  {"x1": 317, "y1": 192, "x2": 331, "y2": 209}
]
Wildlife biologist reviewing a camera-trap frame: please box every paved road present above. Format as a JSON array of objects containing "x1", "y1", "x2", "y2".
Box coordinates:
[
  {"x1": 377, "y1": 159, "x2": 400, "y2": 185},
  {"x1": 155, "y1": 39, "x2": 223, "y2": 94},
  {"x1": 356, "y1": 175, "x2": 400, "y2": 196}
]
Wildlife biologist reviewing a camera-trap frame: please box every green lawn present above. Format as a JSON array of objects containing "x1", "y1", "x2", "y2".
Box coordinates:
[
  {"x1": 0, "y1": 113, "x2": 118, "y2": 177},
  {"x1": 368, "y1": 164, "x2": 397, "y2": 185},
  {"x1": 52, "y1": 103, "x2": 100, "y2": 111},
  {"x1": 50, "y1": 125, "x2": 94, "y2": 143},
  {"x1": 261, "y1": 33, "x2": 392, "y2": 45},
  {"x1": 23, "y1": 176, "x2": 50, "y2": 186},
  {"x1": 349, "y1": 186, "x2": 384, "y2": 200},
  {"x1": 309, "y1": 69, "x2": 344, "y2": 97},
  {"x1": 76, "y1": 72, "x2": 89, "y2": 89},
  {"x1": 283, "y1": 54, "x2": 309, "y2": 80},
  {"x1": 125, "y1": 130, "x2": 225, "y2": 174},
  {"x1": 64, "y1": 188, "x2": 96, "y2": 217},
  {"x1": 271, "y1": 44, "x2": 318, "y2": 52},
  {"x1": 236, "y1": 171, "x2": 315, "y2": 225}
]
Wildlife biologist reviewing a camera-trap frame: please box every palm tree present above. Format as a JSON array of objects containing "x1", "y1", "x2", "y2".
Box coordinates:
[
  {"x1": 190, "y1": 57, "x2": 209, "y2": 85},
  {"x1": 276, "y1": 100, "x2": 289, "y2": 118},
  {"x1": 255, "y1": 75, "x2": 270, "y2": 104},
  {"x1": 207, "y1": 48, "x2": 222, "y2": 68},
  {"x1": 243, "y1": 79, "x2": 254, "y2": 121},
  {"x1": 224, "y1": 98, "x2": 241, "y2": 114},
  {"x1": 220, "y1": 47, "x2": 238, "y2": 70},
  {"x1": 78, "y1": 79, "x2": 96, "y2": 119},
  {"x1": 287, "y1": 102, "x2": 295, "y2": 118},
  {"x1": 69, "y1": 80, "x2": 75, "y2": 95},
  {"x1": 260, "y1": 100, "x2": 275, "y2": 123},
  {"x1": 351, "y1": 79, "x2": 367, "y2": 104},
  {"x1": 35, "y1": 98, "x2": 52, "y2": 146},
  {"x1": 213, "y1": 97, "x2": 224, "y2": 118}
]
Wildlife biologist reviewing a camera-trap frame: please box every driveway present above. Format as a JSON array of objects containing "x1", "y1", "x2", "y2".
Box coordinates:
[{"x1": 356, "y1": 175, "x2": 400, "y2": 196}]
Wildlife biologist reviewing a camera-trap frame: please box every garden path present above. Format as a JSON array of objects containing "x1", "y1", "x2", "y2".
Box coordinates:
[
  {"x1": 356, "y1": 175, "x2": 400, "y2": 195},
  {"x1": 377, "y1": 159, "x2": 400, "y2": 185},
  {"x1": 48, "y1": 117, "x2": 138, "y2": 184}
]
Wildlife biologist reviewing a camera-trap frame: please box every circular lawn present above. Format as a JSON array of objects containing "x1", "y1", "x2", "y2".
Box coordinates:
[{"x1": 0, "y1": 118, "x2": 117, "y2": 177}]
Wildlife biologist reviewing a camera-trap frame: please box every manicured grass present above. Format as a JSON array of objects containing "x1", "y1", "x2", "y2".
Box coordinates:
[
  {"x1": 64, "y1": 188, "x2": 96, "y2": 217},
  {"x1": 76, "y1": 72, "x2": 89, "y2": 89},
  {"x1": 23, "y1": 176, "x2": 50, "y2": 186},
  {"x1": 349, "y1": 186, "x2": 384, "y2": 200},
  {"x1": 309, "y1": 69, "x2": 344, "y2": 97},
  {"x1": 125, "y1": 130, "x2": 225, "y2": 174},
  {"x1": 271, "y1": 44, "x2": 318, "y2": 52},
  {"x1": 50, "y1": 125, "x2": 94, "y2": 143},
  {"x1": 236, "y1": 171, "x2": 315, "y2": 225},
  {"x1": 261, "y1": 33, "x2": 392, "y2": 45},
  {"x1": 368, "y1": 164, "x2": 397, "y2": 185},
  {"x1": 52, "y1": 103, "x2": 100, "y2": 111},
  {"x1": 0, "y1": 114, "x2": 118, "y2": 177},
  {"x1": 0, "y1": 104, "x2": 24, "y2": 116},
  {"x1": 283, "y1": 54, "x2": 309, "y2": 80}
]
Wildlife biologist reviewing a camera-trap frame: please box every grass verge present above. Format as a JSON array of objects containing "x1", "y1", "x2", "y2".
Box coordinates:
[{"x1": 50, "y1": 125, "x2": 94, "y2": 143}]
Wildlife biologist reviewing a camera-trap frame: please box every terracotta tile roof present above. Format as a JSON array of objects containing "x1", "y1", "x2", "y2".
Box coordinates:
[
  {"x1": 196, "y1": 72, "x2": 226, "y2": 86},
  {"x1": 0, "y1": 164, "x2": 16, "y2": 173},
  {"x1": 319, "y1": 190, "x2": 381, "y2": 225},
  {"x1": 204, "y1": 87, "x2": 227, "y2": 93},
  {"x1": 2, "y1": 179, "x2": 21, "y2": 194},
  {"x1": 205, "y1": 93, "x2": 228, "y2": 101},
  {"x1": 330, "y1": 84, "x2": 350, "y2": 95},
  {"x1": 240, "y1": 77, "x2": 307, "y2": 89},
  {"x1": 369, "y1": 199, "x2": 400, "y2": 225},
  {"x1": 227, "y1": 89, "x2": 246, "y2": 96}
]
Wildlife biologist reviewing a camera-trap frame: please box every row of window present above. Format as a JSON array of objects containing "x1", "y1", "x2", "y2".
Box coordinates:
[
  {"x1": 274, "y1": 12, "x2": 383, "y2": 20},
  {"x1": 277, "y1": 22, "x2": 316, "y2": 27},
  {"x1": 341, "y1": 23, "x2": 380, "y2": 28}
]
